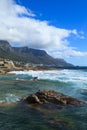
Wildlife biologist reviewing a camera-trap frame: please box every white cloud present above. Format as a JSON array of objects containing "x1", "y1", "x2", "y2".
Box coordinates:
[
  {"x1": 0, "y1": 0, "x2": 35, "y2": 17},
  {"x1": 49, "y1": 48, "x2": 87, "y2": 58},
  {"x1": 0, "y1": 0, "x2": 86, "y2": 58}
]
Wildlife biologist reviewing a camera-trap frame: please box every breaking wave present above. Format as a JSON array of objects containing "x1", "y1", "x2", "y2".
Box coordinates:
[{"x1": 9, "y1": 69, "x2": 87, "y2": 85}]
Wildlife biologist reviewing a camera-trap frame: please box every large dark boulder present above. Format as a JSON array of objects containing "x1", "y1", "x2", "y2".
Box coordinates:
[{"x1": 22, "y1": 90, "x2": 85, "y2": 105}]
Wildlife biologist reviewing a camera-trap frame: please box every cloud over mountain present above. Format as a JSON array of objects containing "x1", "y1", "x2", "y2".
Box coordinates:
[{"x1": 0, "y1": 0, "x2": 86, "y2": 58}]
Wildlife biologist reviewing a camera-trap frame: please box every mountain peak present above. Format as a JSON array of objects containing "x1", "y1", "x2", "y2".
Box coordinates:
[
  {"x1": 0, "y1": 40, "x2": 72, "y2": 66},
  {"x1": 0, "y1": 40, "x2": 10, "y2": 45},
  {"x1": 0, "y1": 40, "x2": 12, "y2": 50}
]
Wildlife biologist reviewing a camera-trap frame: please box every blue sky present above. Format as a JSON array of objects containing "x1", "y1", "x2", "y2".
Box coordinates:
[{"x1": 0, "y1": 0, "x2": 87, "y2": 65}]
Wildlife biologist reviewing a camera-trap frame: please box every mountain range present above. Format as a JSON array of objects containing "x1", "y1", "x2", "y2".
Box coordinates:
[{"x1": 0, "y1": 40, "x2": 72, "y2": 66}]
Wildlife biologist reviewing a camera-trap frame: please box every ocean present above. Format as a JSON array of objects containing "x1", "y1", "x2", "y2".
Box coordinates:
[{"x1": 0, "y1": 69, "x2": 87, "y2": 130}]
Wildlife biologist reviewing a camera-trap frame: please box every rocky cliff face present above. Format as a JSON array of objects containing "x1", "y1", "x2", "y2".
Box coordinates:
[{"x1": 0, "y1": 40, "x2": 72, "y2": 66}]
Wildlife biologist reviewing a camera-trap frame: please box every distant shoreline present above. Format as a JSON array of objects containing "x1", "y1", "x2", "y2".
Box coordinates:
[
  {"x1": 54, "y1": 66, "x2": 87, "y2": 70},
  {"x1": 0, "y1": 65, "x2": 87, "y2": 76}
]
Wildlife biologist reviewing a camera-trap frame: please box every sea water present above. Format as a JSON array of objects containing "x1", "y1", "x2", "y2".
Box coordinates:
[{"x1": 0, "y1": 69, "x2": 87, "y2": 130}]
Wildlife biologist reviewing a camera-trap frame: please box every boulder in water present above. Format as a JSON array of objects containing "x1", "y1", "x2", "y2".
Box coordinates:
[
  {"x1": 33, "y1": 77, "x2": 38, "y2": 81},
  {"x1": 22, "y1": 90, "x2": 85, "y2": 105}
]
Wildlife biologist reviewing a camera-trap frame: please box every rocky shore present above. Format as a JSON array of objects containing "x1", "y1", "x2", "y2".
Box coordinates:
[
  {"x1": 22, "y1": 89, "x2": 85, "y2": 105},
  {"x1": 0, "y1": 60, "x2": 58, "y2": 76}
]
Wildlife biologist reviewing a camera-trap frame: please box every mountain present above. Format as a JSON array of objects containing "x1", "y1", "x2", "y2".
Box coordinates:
[{"x1": 0, "y1": 40, "x2": 72, "y2": 66}]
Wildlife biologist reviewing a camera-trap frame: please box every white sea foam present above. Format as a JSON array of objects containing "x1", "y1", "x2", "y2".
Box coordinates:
[
  {"x1": 9, "y1": 69, "x2": 87, "y2": 86},
  {"x1": 16, "y1": 78, "x2": 26, "y2": 81},
  {"x1": 5, "y1": 93, "x2": 20, "y2": 102}
]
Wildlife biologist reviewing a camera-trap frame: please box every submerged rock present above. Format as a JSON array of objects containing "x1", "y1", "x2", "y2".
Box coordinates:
[
  {"x1": 22, "y1": 90, "x2": 85, "y2": 105},
  {"x1": 33, "y1": 76, "x2": 38, "y2": 81}
]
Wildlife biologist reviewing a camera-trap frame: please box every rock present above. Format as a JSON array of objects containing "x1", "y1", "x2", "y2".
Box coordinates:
[
  {"x1": 22, "y1": 89, "x2": 85, "y2": 105},
  {"x1": 25, "y1": 94, "x2": 40, "y2": 104},
  {"x1": 0, "y1": 69, "x2": 6, "y2": 74},
  {"x1": 33, "y1": 77, "x2": 38, "y2": 81},
  {"x1": 0, "y1": 102, "x2": 14, "y2": 107},
  {"x1": 4, "y1": 60, "x2": 16, "y2": 69},
  {"x1": 0, "y1": 60, "x2": 16, "y2": 69}
]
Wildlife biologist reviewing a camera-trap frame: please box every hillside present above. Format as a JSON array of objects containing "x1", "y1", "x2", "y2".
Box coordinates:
[{"x1": 0, "y1": 40, "x2": 72, "y2": 66}]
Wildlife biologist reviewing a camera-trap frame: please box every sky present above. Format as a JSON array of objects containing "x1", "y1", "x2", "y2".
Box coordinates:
[{"x1": 0, "y1": 0, "x2": 87, "y2": 65}]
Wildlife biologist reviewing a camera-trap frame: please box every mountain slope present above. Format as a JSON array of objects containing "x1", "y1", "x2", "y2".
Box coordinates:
[{"x1": 0, "y1": 40, "x2": 72, "y2": 66}]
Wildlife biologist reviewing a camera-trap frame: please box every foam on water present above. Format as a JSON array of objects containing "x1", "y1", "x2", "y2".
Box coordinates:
[
  {"x1": 10, "y1": 69, "x2": 87, "y2": 84},
  {"x1": 1, "y1": 69, "x2": 87, "y2": 130},
  {"x1": 5, "y1": 93, "x2": 20, "y2": 102},
  {"x1": 9, "y1": 69, "x2": 87, "y2": 94}
]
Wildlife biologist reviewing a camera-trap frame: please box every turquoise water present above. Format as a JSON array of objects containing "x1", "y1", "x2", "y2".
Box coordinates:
[{"x1": 0, "y1": 69, "x2": 87, "y2": 130}]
